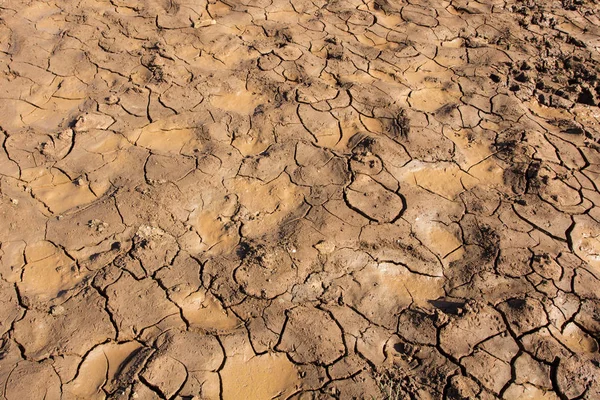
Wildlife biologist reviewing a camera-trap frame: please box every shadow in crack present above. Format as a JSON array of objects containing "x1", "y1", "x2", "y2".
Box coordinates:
[{"x1": 428, "y1": 299, "x2": 466, "y2": 315}]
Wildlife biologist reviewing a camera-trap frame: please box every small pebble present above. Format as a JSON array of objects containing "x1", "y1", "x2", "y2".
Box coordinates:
[
  {"x1": 50, "y1": 305, "x2": 65, "y2": 316},
  {"x1": 194, "y1": 19, "x2": 216, "y2": 28}
]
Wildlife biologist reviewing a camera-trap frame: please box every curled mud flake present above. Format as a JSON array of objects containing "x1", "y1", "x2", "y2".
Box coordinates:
[
  {"x1": 234, "y1": 241, "x2": 295, "y2": 299},
  {"x1": 221, "y1": 352, "x2": 300, "y2": 399},
  {"x1": 131, "y1": 225, "x2": 178, "y2": 274},
  {"x1": 194, "y1": 19, "x2": 216, "y2": 28},
  {"x1": 314, "y1": 240, "x2": 336, "y2": 254},
  {"x1": 5, "y1": 361, "x2": 62, "y2": 400},
  {"x1": 19, "y1": 240, "x2": 84, "y2": 304},
  {"x1": 439, "y1": 302, "x2": 505, "y2": 359},
  {"x1": 360, "y1": 222, "x2": 443, "y2": 277},
  {"x1": 45, "y1": 198, "x2": 125, "y2": 250},
  {"x1": 277, "y1": 306, "x2": 345, "y2": 365},
  {"x1": 447, "y1": 375, "x2": 481, "y2": 400},
  {"x1": 13, "y1": 289, "x2": 115, "y2": 360},
  {"x1": 344, "y1": 174, "x2": 404, "y2": 223},
  {"x1": 73, "y1": 113, "x2": 115, "y2": 132},
  {"x1": 397, "y1": 309, "x2": 437, "y2": 345},
  {"x1": 348, "y1": 262, "x2": 444, "y2": 329},
  {"x1": 570, "y1": 215, "x2": 600, "y2": 272},
  {"x1": 64, "y1": 341, "x2": 145, "y2": 398},
  {"x1": 0, "y1": 279, "x2": 22, "y2": 336},
  {"x1": 462, "y1": 349, "x2": 512, "y2": 394},
  {"x1": 497, "y1": 297, "x2": 548, "y2": 336},
  {"x1": 106, "y1": 273, "x2": 180, "y2": 340}
]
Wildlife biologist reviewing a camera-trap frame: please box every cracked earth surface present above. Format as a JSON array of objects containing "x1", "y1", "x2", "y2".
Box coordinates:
[{"x1": 1, "y1": 0, "x2": 600, "y2": 399}]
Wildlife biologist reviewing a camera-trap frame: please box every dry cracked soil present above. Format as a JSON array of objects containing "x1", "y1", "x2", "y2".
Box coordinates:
[{"x1": 1, "y1": 0, "x2": 600, "y2": 399}]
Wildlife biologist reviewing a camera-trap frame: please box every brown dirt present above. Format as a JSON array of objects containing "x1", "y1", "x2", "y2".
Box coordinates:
[{"x1": 1, "y1": 0, "x2": 600, "y2": 399}]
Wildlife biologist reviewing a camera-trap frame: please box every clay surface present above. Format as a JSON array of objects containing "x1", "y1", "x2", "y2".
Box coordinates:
[{"x1": 1, "y1": 0, "x2": 600, "y2": 399}]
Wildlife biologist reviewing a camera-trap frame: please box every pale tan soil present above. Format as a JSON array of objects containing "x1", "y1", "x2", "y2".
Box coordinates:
[{"x1": 1, "y1": 0, "x2": 600, "y2": 399}]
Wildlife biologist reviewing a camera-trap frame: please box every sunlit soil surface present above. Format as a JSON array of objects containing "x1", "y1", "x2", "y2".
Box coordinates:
[{"x1": 1, "y1": 0, "x2": 600, "y2": 398}]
